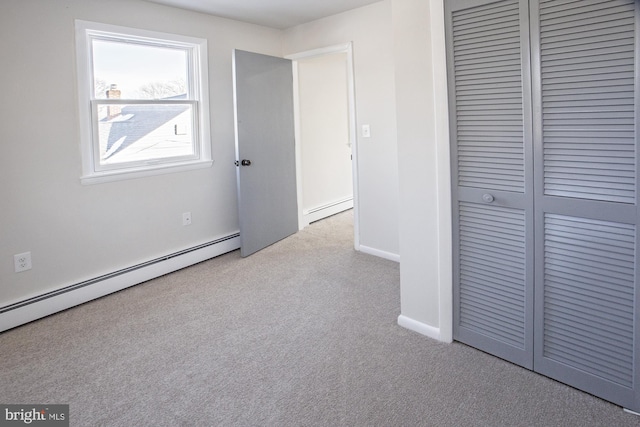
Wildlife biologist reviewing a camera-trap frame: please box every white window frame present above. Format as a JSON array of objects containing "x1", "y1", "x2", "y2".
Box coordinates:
[{"x1": 75, "y1": 20, "x2": 212, "y2": 185}]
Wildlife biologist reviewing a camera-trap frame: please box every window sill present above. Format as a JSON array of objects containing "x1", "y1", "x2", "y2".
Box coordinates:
[{"x1": 80, "y1": 159, "x2": 214, "y2": 185}]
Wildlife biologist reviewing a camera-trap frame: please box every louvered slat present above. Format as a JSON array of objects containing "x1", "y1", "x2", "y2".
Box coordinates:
[
  {"x1": 543, "y1": 213, "x2": 635, "y2": 388},
  {"x1": 459, "y1": 202, "x2": 527, "y2": 348},
  {"x1": 452, "y1": 0, "x2": 525, "y2": 192},
  {"x1": 540, "y1": 0, "x2": 636, "y2": 203}
]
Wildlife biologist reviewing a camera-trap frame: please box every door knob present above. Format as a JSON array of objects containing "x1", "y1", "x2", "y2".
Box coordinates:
[
  {"x1": 241, "y1": 159, "x2": 252, "y2": 166},
  {"x1": 482, "y1": 193, "x2": 495, "y2": 203}
]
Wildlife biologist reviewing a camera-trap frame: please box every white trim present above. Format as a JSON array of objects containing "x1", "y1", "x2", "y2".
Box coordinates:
[
  {"x1": 286, "y1": 43, "x2": 360, "y2": 249},
  {"x1": 359, "y1": 245, "x2": 400, "y2": 263},
  {"x1": 430, "y1": 0, "x2": 453, "y2": 343},
  {"x1": 80, "y1": 159, "x2": 213, "y2": 185},
  {"x1": 232, "y1": 49, "x2": 241, "y2": 201},
  {"x1": 302, "y1": 198, "x2": 353, "y2": 227},
  {"x1": 0, "y1": 235, "x2": 240, "y2": 333},
  {"x1": 285, "y1": 43, "x2": 352, "y2": 61},
  {"x1": 74, "y1": 20, "x2": 212, "y2": 183},
  {"x1": 398, "y1": 315, "x2": 449, "y2": 342},
  {"x1": 291, "y1": 60, "x2": 305, "y2": 231}
]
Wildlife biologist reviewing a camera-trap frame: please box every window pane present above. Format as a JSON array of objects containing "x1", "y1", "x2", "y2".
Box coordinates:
[
  {"x1": 96, "y1": 103, "x2": 195, "y2": 167},
  {"x1": 92, "y1": 39, "x2": 189, "y2": 100}
]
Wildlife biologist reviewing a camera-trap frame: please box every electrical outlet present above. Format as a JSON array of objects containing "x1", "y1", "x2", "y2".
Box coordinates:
[
  {"x1": 182, "y1": 212, "x2": 192, "y2": 226},
  {"x1": 14, "y1": 252, "x2": 32, "y2": 273}
]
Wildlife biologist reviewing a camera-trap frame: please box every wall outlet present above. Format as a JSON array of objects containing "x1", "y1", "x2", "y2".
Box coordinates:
[
  {"x1": 14, "y1": 252, "x2": 32, "y2": 273},
  {"x1": 182, "y1": 212, "x2": 192, "y2": 226}
]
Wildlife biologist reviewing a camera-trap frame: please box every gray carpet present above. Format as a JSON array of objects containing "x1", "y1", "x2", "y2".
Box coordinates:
[{"x1": 1, "y1": 210, "x2": 639, "y2": 426}]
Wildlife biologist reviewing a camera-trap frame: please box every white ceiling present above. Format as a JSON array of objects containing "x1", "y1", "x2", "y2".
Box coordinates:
[{"x1": 145, "y1": 0, "x2": 383, "y2": 29}]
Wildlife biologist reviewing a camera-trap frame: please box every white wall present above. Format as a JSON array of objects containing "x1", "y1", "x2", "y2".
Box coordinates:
[
  {"x1": 0, "y1": 0, "x2": 282, "y2": 306},
  {"x1": 283, "y1": 0, "x2": 453, "y2": 339},
  {"x1": 284, "y1": 1, "x2": 400, "y2": 260},
  {"x1": 2, "y1": 0, "x2": 452, "y2": 342},
  {"x1": 298, "y1": 53, "x2": 353, "y2": 214},
  {"x1": 392, "y1": 0, "x2": 452, "y2": 341}
]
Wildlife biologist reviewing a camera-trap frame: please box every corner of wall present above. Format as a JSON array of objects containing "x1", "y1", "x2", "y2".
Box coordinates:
[
  {"x1": 398, "y1": 314, "x2": 451, "y2": 343},
  {"x1": 430, "y1": 0, "x2": 453, "y2": 344},
  {"x1": 393, "y1": 0, "x2": 453, "y2": 342}
]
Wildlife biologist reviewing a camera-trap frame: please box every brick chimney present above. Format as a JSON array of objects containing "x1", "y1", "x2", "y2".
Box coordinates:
[{"x1": 106, "y1": 84, "x2": 122, "y2": 119}]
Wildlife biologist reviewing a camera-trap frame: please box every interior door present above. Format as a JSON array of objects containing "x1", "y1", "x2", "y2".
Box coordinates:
[
  {"x1": 446, "y1": 0, "x2": 535, "y2": 369},
  {"x1": 233, "y1": 49, "x2": 298, "y2": 257}
]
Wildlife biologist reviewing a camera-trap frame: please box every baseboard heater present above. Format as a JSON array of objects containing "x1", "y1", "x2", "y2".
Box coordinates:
[
  {"x1": 0, "y1": 233, "x2": 240, "y2": 332},
  {"x1": 303, "y1": 197, "x2": 353, "y2": 225},
  {"x1": 306, "y1": 197, "x2": 353, "y2": 215}
]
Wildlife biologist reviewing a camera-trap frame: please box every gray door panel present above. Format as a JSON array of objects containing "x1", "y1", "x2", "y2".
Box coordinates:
[
  {"x1": 531, "y1": 0, "x2": 640, "y2": 411},
  {"x1": 446, "y1": 0, "x2": 535, "y2": 369},
  {"x1": 233, "y1": 50, "x2": 298, "y2": 257}
]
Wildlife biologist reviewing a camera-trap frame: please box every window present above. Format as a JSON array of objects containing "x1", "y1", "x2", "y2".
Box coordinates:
[{"x1": 75, "y1": 21, "x2": 212, "y2": 184}]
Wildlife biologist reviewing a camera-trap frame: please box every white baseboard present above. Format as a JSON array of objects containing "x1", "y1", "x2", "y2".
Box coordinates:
[
  {"x1": 398, "y1": 314, "x2": 449, "y2": 342},
  {"x1": 302, "y1": 198, "x2": 353, "y2": 227},
  {"x1": 0, "y1": 234, "x2": 240, "y2": 333},
  {"x1": 359, "y1": 245, "x2": 400, "y2": 262}
]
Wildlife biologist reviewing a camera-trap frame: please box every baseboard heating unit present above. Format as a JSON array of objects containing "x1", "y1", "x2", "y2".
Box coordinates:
[{"x1": 0, "y1": 233, "x2": 240, "y2": 333}]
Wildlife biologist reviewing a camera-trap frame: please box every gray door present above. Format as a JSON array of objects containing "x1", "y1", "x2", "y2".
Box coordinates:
[
  {"x1": 446, "y1": 0, "x2": 535, "y2": 369},
  {"x1": 531, "y1": 0, "x2": 640, "y2": 411},
  {"x1": 233, "y1": 50, "x2": 298, "y2": 257},
  {"x1": 447, "y1": 0, "x2": 640, "y2": 412}
]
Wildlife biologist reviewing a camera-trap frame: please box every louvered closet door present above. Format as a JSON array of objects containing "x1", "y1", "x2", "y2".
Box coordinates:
[
  {"x1": 531, "y1": 0, "x2": 640, "y2": 410},
  {"x1": 445, "y1": 0, "x2": 535, "y2": 369}
]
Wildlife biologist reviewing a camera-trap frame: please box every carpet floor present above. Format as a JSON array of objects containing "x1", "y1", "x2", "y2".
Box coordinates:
[{"x1": 1, "y1": 211, "x2": 639, "y2": 426}]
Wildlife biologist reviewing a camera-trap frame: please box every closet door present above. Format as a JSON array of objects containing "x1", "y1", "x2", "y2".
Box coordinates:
[
  {"x1": 531, "y1": 0, "x2": 640, "y2": 410},
  {"x1": 446, "y1": 0, "x2": 535, "y2": 368}
]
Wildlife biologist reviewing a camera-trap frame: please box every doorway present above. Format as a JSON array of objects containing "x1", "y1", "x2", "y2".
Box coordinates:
[{"x1": 287, "y1": 44, "x2": 359, "y2": 247}]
